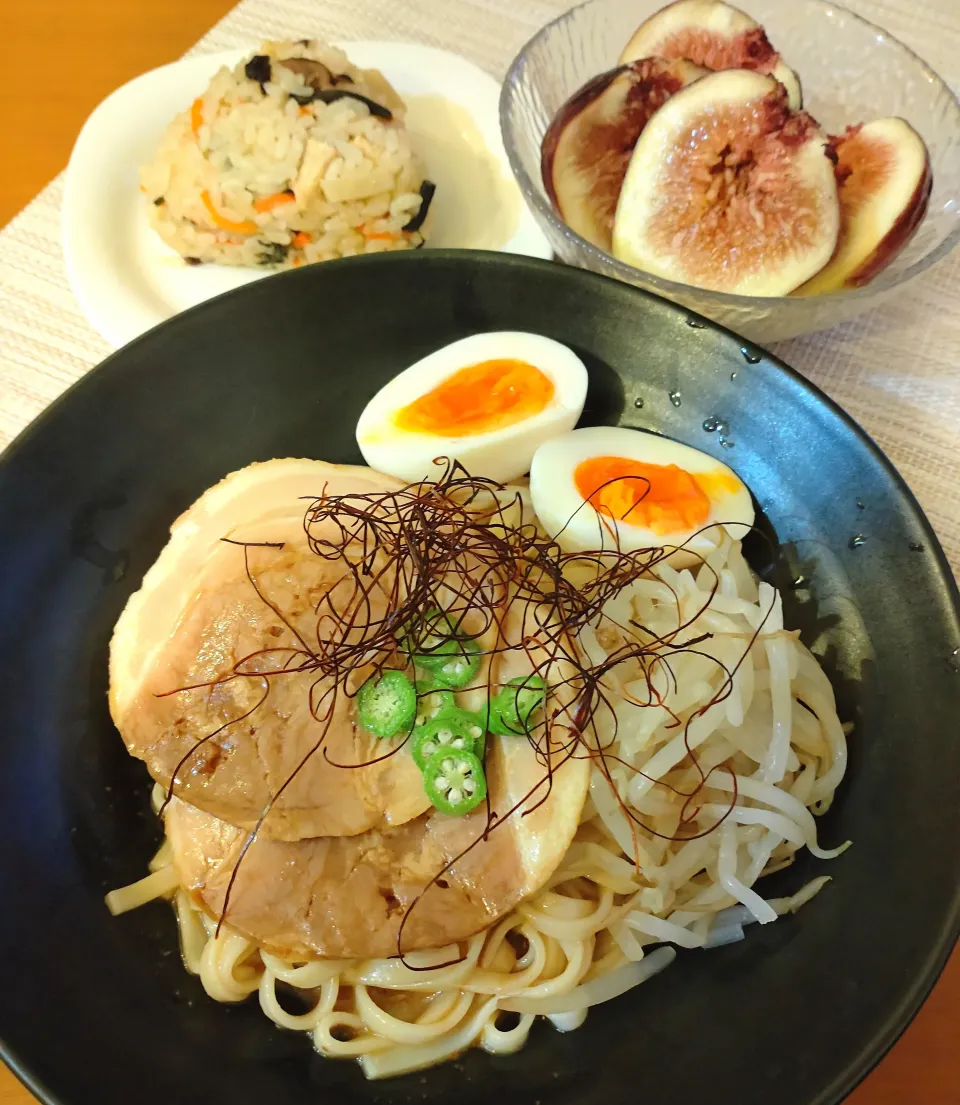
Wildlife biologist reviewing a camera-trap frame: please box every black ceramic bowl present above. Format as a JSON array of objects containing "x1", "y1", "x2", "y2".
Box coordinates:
[{"x1": 1, "y1": 251, "x2": 958, "y2": 1105}]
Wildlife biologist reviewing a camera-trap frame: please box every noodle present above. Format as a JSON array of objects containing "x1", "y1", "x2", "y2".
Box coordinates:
[
  {"x1": 258, "y1": 972, "x2": 338, "y2": 1030},
  {"x1": 109, "y1": 526, "x2": 849, "y2": 1078},
  {"x1": 105, "y1": 866, "x2": 178, "y2": 915}
]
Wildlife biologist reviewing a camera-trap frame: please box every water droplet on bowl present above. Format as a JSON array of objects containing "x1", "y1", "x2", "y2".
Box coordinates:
[
  {"x1": 669, "y1": 390, "x2": 682, "y2": 407},
  {"x1": 740, "y1": 347, "x2": 762, "y2": 364},
  {"x1": 856, "y1": 498, "x2": 865, "y2": 511},
  {"x1": 910, "y1": 542, "x2": 925, "y2": 552},
  {"x1": 709, "y1": 417, "x2": 733, "y2": 448},
  {"x1": 730, "y1": 371, "x2": 738, "y2": 381},
  {"x1": 634, "y1": 397, "x2": 645, "y2": 409},
  {"x1": 849, "y1": 533, "x2": 866, "y2": 549},
  {"x1": 686, "y1": 318, "x2": 706, "y2": 329}
]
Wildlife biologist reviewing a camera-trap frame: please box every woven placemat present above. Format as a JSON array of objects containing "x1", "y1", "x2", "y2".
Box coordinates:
[{"x1": 2, "y1": 0, "x2": 959, "y2": 573}]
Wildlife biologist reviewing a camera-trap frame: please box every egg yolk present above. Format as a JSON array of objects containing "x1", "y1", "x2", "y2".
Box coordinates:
[
  {"x1": 574, "y1": 455, "x2": 737, "y2": 536},
  {"x1": 394, "y1": 359, "x2": 555, "y2": 437}
]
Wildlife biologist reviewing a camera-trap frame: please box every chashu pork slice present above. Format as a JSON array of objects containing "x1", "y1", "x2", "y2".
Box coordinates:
[
  {"x1": 109, "y1": 458, "x2": 432, "y2": 842},
  {"x1": 164, "y1": 582, "x2": 589, "y2": 960},
  {"x1": 166, "y1": 703, "x2": 588, "y2": 959}
]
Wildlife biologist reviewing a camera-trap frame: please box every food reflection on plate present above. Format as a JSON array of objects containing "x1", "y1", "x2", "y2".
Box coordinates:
[
  {"x1": 404, "y1": 96, "x2": 520, "y2": 250},
  {"x1": 106, "y1": 334, "x2": 850, "y2": 1079},
  {"x1": 541, "y1": 0, "x2": 932, "y2": 297},
  {"x1": 140, "y1": 39, "x2": 520, "y2": 270}
]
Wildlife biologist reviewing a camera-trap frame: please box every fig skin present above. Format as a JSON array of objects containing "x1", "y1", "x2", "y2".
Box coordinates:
[
  {"x1": 620, "y1": 0, "x2": 802, "y2": 110},
  {"x1": 612, "y1": 69, "x2": 840, "y2": 297},
  {"x1": 795, "y1": 118, "x2": 932, "y2": 295},
  {"x1": 541, "y1": 57, "x2": 707, "y2": 250}
]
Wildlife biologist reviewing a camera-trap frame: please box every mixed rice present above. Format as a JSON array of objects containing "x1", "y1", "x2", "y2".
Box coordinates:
[{"x1": 140, "y1": 40, "x2": 432, "y2": 269}]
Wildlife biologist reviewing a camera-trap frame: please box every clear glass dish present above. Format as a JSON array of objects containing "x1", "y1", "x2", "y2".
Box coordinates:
[{"x1": 500, "y1": 0, "x2": 960, "y2": 342}]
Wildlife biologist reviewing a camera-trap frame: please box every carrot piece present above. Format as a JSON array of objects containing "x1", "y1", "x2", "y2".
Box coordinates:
[
  {"x1": 199, "y1": 190, "x2": 257, "y2": 234},
  {"x1": 253, "y1": 190, "x2": 296, "y2": 214},
  {"x1": 361, "y1": 225, "x2": 398, "y2": 241},
  {"x1": 292, "y1": 256, "x2": 304, "y2": 267},
  {"x1": 190, "y1": 97, "x2": 204, "y2": 138},
  {"x1": 292, "y1": 231, "x2": 312, "y2": 248}
]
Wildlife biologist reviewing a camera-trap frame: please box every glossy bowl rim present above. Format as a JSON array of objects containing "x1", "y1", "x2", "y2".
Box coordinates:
[{"x1": 500, "y1": 0, "x2": 960, "y2": 311}]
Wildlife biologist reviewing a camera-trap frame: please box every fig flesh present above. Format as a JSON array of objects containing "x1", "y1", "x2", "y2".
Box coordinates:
[
  {"x1": 612, "y1": 69, "x2": 840, "y2": 296},
  {"x1": 796, "y1": 117, "x2": 932, "y2": 294},
  {"x1": 620, "y1": 0, "x2": 802, "y2": 110},
  {"x1": 541, "y1": 58, "x2": 707, "y2": 250}
]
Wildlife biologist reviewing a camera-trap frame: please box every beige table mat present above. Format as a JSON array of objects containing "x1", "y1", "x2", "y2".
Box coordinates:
[{"x1": 1, "y1": 0, "x2": 959, "y2": 574}]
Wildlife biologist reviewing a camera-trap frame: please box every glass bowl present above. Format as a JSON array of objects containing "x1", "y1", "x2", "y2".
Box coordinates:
[{"x1": 500, "y1": 0, "x2": 960, "y2": 343}]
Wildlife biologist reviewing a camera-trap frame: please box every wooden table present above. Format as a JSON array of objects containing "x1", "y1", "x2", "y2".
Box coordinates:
[{"x1": 0, "y1": 2, "x2": 957, "y2": 1103}]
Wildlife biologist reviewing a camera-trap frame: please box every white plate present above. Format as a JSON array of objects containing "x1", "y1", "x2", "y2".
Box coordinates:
[{"x1": 63, "y1": 43, "x2": 551, "y2": 348}]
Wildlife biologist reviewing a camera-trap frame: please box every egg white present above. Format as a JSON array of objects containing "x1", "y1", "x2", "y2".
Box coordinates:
[
  {"x1": 355, "y1": 332, "x2": 588, "y2": 483},
  {"x1": 529, "y1": 425, "x2": 755, "y2": 558}
]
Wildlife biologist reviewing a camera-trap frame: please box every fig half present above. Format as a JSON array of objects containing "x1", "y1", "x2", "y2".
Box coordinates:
[
  {"x1": 612, "y1": 69, "x2": 840, "y2": 296},
  {"x1": 541, "y1": 58, "x2": 707, "y2": 250},
  {"x1": 620, "y1": 0, "x2": 802, "y2": 110},
  {"x1": 796, "y1": 118, "x2": 932, "y2": 294}
]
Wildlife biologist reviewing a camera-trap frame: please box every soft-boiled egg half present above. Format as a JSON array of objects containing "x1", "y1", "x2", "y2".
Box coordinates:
[
  {"x1": 355, "y1": 332, "x2": 588, "y2": 483},
  {"x1": 530, "y1": 426, "x2": 754, "y2": 559}
]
